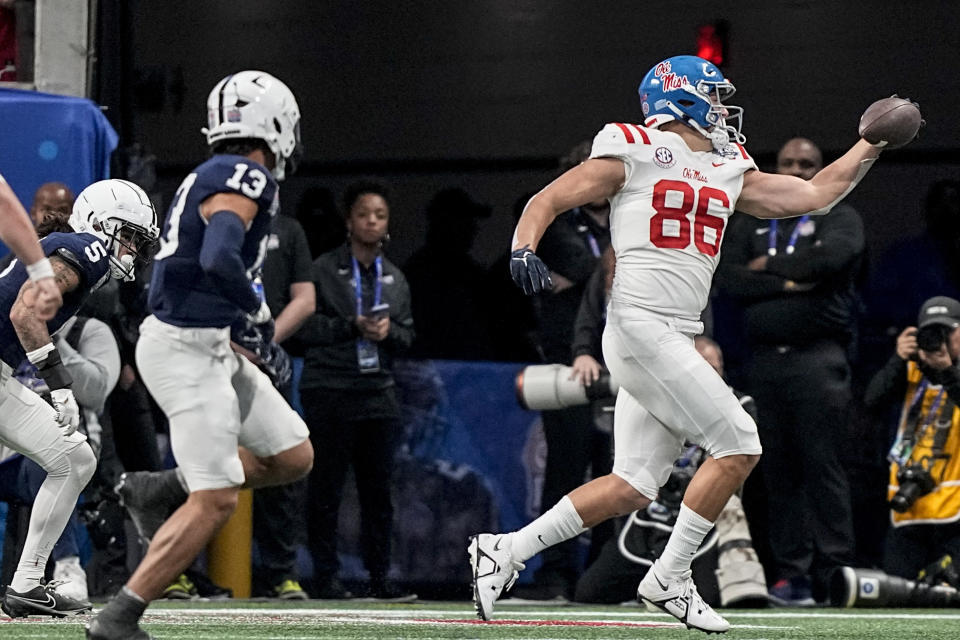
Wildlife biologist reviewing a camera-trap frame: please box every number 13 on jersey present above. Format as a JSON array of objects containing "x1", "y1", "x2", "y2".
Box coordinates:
[{"x1": 650, "y1": 179, "x2": 730, "y2": 257}]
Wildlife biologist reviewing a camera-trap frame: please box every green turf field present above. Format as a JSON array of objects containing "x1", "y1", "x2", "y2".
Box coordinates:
[{"x1": 3, "y1": 600, "x2": 959, "y2": 639}]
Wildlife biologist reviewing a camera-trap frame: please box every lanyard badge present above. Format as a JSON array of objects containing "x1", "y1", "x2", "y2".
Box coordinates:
[
  {"x1": 352, "y1": 256, "x2": 384, "y2": 374},
  {"x1": 767, "y1": 215, "x2": 810, "y2": 256}
]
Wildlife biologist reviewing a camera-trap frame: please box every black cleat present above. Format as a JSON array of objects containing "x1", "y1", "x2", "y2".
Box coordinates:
[
  {"x1": 2, "y1": 582, "x2": 92, "y2": 618},
  {"x1": 85, "y1": 616, "x2": 155, "y2": 640},
  {"x1": 114, "y1": 470, "x2": 183, "y2": 543}
]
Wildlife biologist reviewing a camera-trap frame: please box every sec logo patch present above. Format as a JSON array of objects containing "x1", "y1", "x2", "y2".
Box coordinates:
[{"x1": 654, "y1": 146, "x2": 676, "y2": 169}]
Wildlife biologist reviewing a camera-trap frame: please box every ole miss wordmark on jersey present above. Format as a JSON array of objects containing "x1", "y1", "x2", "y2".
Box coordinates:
[
  {"x1": 590, "y1": 122, "x2": 757, "y2": 320},
  {"x1": 149, "y1": 154, "x2": 279, "y2": 327},
  {"x1": 0, "y1": 232, "x2": 111, "y2": 367}
]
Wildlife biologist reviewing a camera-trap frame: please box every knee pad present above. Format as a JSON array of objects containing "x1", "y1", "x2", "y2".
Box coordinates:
[
  {"x1": 45, "y1": 442, "x2": 97, "y2": 486},
  {"x1": 67, "y1": 442, "x2": 97, "y2": 486}
]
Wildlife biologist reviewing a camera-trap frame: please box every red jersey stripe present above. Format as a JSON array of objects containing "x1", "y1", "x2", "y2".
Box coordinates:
[
  {"x1": 627, "y1": 123, "x2": 650, "y2": 144},
  {"x1": 735, "y1": 143, "x2": 750, "y2": 160},
  {"x1": 613, "y1": 122, "x2": 635, "y2": 144}
]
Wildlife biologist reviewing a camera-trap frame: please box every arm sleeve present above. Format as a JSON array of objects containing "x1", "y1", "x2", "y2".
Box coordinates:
[
  {"x1": 764, "y1": 205, "x2": 865, "y2": 283},
  {"x1": 198, "y1": 211, "x2": 260, "y2": 313},
  {"x1": 294, "y1": 259, "x2": 356, "y2": 346},
  {"x1": 715, "y1": 214, "x2": 791, "y2": 299},
  {"x1": 57, "y1": 319, "x2": 121, "y2": 413},
  {"x1": 864, "y1": 354, "x2": 909, "y2": 411},
  {"x1": 296, "y1": 312, "x2": 355, "y2": 346}
]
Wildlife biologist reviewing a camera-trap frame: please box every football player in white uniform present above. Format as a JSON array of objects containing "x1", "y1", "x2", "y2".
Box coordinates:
[{"x1": 470, "y1": 54, "x2": 917, "y2": 633}]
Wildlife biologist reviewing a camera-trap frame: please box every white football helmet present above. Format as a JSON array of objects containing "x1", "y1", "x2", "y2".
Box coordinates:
[
  {"x1": 69, "y1": 179, "x2": 160, "y2": 282},
  {"x1": 202, "y1": 70, "x2": 302, "y2": 181}
]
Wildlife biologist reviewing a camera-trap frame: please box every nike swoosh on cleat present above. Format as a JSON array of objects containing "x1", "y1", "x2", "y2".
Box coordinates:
[
  {"x1": 654, "y1": 573, "x2": 669, "y2": 591},
  {"x1": 537, "y1": 535, "x2": 546, "y2": 545},
  {"x1": 493, "y1": 537, "x2": 503, "y2": 551},
  {"x1": 11, "y1": 592, "x2": 57, "y2": 608}
]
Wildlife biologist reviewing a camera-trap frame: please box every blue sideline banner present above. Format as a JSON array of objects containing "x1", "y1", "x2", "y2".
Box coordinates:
[
  {"x1": 0, "y1": 88, "x2": 117, "y2": 257},
  {"x1": 285, "y1": 359, "x2": 548, "y2": 586}
]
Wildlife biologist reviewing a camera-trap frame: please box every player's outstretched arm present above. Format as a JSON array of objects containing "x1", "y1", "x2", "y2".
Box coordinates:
[
  {"x1": 512, "y1": 157, "x2": 624, "y2": 251},
  {"x1": 737, "y1": 139, "x2": 881, "y2": 219},
  {"x1": 0, "y1": 176, "x2": 62, "y2": 319}
]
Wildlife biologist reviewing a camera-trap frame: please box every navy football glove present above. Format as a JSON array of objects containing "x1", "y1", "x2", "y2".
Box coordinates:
[
  {"x1": 510, "y1": 246, "x2": 553, "y2": 295},
  {"x1": 231, "y1": 315, "x2": 275, "y2": 355},
  {"x1": 259, "y1": 342, "x2": 292, "y2": 389}
]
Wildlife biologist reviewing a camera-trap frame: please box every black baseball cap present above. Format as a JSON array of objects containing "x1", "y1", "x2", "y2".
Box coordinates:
[{"x1": 918, "y1": 296, "x2": 960, "y2": 329}]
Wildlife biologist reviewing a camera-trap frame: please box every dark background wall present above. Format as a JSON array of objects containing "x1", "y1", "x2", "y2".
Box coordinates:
[{"x1": 104, "y1": 0, "x2": 960, "y2": 270}]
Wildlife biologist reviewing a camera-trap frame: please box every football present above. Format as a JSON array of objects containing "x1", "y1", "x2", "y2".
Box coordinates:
[{"x1": 858, "y1": 96, "x2": 923, "y2": 149}]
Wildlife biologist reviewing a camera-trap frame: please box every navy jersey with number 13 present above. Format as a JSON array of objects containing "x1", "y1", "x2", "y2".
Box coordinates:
[{"x1": 149, "y1": 154, "x2": 279, "y2": 327}]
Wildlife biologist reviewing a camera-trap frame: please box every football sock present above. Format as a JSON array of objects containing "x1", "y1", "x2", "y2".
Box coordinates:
[
  {"x1": 97, "y1": 586, "x2": 147, "y2": 625},
  {"x1": 12, "y1": 444, "x2": 95, "y2": 593},
  {"x1": 656, "y1": 501, "x2": 715, "y2": 580},
  {"x1": 508, "y1": 496, "x2": 586, "y2": 563}
]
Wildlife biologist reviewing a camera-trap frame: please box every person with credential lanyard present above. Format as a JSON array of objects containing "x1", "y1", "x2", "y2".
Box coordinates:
[
  {"x1": 296, "y1": 179, "x2": 415, "y2": 600},
  {"x1": 715, "y1": 137, "x2": 864, "y2": 605}
]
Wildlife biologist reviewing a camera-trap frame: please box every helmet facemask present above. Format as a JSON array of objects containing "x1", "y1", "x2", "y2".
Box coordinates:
[
  {"x1": 96, "y1": 217, "x2": 159, "y2": 281},
  {"x1": 669, "y1": 79, "x2": 745, "y2": 150}
]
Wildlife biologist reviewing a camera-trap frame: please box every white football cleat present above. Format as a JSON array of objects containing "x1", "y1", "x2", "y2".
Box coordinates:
[
  {"x1": 468, "y1": 533, "x2": 524, "y2": 621},
  {"x1": 638, "y1": 564, "x2": 730, "y2": 634}
]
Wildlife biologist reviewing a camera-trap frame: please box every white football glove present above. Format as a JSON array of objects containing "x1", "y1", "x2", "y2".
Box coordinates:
[{"x1": 50, "y1": 388, "x2": 80, "y2": 436}]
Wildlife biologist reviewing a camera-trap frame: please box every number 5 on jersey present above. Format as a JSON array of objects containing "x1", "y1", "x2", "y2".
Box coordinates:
[{"x1": 650, "y1": 179, "x2": 729, "y2": 257}]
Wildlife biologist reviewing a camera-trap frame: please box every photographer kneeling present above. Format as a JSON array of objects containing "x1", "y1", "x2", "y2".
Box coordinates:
[{"x1": 865, "y1": 296, "x2": 960, "y2": 585}]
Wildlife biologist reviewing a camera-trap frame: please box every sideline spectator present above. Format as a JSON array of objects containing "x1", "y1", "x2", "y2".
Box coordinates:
[
  {"x1": 715, "y1": 137, "x2": 862, "y2": 605},
  {"x1": 298, "y1": 180, "x2": 415, "y2": 600},
  {"x1": 29, "y1": 182, "x2": 74, "y2": 227}
]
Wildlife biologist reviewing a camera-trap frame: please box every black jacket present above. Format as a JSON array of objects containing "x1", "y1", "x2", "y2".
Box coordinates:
[
  {"x1": 297, "y1": 243, "x2": 414, "y2": 391},
  {"x1": 716, "y1": 203, "x2": 864, "y2": 347}
]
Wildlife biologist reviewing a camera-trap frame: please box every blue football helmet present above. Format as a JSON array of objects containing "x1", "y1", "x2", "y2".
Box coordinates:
[{"x1": 638, "y1": 55, "x2": 745, "y2": 150}]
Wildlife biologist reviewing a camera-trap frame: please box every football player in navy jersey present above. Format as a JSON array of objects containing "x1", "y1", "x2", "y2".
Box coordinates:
[
  {"x1": 0, "y1": 173, "x2": 63, "y2": 319},
  {"x1": 0, "y1": 178, "x2": 158, "y2": 618},
  {"x1": 87, "y1": 71, "x2": 313, "y2": 640}
]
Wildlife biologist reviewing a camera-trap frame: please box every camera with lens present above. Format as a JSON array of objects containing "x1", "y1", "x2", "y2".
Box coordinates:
[
  {"x1": 889, "y1": 462, "x2": 937, "y2": 513},
  {"x1": 514, "y1": 364, "x2": 619, "y2": 410},
  {"x1": 917, "y1": 324, "x2": 951, "y2": 353}
]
